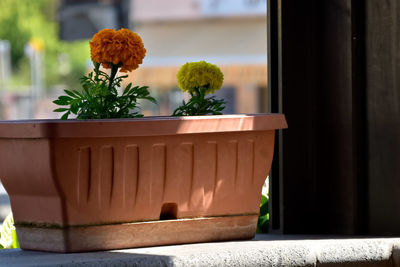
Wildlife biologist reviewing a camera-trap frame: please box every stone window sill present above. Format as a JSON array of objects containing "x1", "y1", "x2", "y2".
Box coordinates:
[{"x1": 1, "y1": 234, "x2": 400, "y2": 266}]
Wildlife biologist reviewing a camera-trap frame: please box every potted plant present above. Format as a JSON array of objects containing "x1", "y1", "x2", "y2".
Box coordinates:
[{"x1": 0, "y1": 29, "x2": 287, "y2": 252}]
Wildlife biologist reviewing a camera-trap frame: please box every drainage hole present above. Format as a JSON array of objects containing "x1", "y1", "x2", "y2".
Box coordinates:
[{"x1": 160, "y1": 203, "x2": 178, "y2": 220}]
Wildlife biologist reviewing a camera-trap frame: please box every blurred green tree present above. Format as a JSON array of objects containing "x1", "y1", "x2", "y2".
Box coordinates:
[{"x1": 0, "y1": 0, "x2": 89, "y2": 90}]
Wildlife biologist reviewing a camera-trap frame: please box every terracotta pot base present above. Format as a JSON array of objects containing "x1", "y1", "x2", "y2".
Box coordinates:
[{"x1": 16, "y1": 214, "x2": 258, "y2": 253}]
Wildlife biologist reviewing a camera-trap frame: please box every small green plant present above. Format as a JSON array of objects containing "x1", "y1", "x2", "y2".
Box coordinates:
[
  {"x1": 257, "y1": 193, "x2": 269, "y2": 233},
  {"x1": 0, "y1": 213, "x2": 19, "y2": 249},
  {"x1": 173, "y1": 61, "x2": 226, "y2": 116},
  {"x1": 53, "y1": 28, "x2": 156, "y2": 119},
  {"x1": 172, "y1": 86, "x2": 226, "y2": 116},
  {"x1": 53, "y1": 62, "x2": 156, "y2": 119}
]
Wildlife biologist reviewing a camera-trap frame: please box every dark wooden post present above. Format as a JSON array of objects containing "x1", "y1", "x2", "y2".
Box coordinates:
[
  {"x1": 366, "y1": 0, "x2": 400, "y2": 235},
  {"x1": 269, "y1": 0, "x2": 368, "y2": 234},
  {"x1": 270, "y1": 0, "x2": 400, "y2": 235}
]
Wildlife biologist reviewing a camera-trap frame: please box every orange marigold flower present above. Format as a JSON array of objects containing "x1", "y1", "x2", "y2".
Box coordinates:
[{"x1": 89, "y1": 28, "x2": 146, "y2": 72}]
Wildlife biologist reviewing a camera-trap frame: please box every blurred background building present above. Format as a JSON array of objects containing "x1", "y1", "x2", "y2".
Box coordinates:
[
  {"x1": 130, "y1": 0, "x2": 268, "y2": 115},
  {"x1": 0, "y1": 0, "x2": 268, "y2": 120}
]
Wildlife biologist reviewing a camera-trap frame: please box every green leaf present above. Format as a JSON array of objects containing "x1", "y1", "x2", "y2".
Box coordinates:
[
  {"x1": 70, "y1": 102, "x2": 79, "y2": 114},
  {"x1": 257, "y1": 215, "x2": 269, "y2": 233},
  {"x1": 123, "y1": 83, "x2": 132, "y2": 95},
  {"x1": 258, "y1": 215, "x2": 268, "y2": 226},
  {"x1": 61, "y1": 112, "x2": 70, "y2": 120},
  {"x1": 58, "y1": 95, "x2": 73, "y2": 102},
  {"x1": 0, "y1": 213, "x2": 19, "y2": 249},
  {"x1": 53, "y1": 108, "x2": 69, "y2": 112},
  {"x1": 53, "y1": 95, "x2": 74, "y2": 106},
  {"x1": 72, "y1": 90, "x2": 84, "y2": 98},
  {"x1": 260, "y1": 202, "x2": 269, "y2": 216},
  {"x1": 144, "y1": 96, "x2": 157, "y2": 104},
  {"x1": 11, "y1": 229, "x2": 19, "y2": 249},
  {"x1": 64, "y1": 90, "x2": 79, "y2": 98},
  {"x1": 261, "y1": 195, "x2": 268, "y2": 206},
  {"x1": 53, "y1": 99, "x2": 68, "y2": 106}
]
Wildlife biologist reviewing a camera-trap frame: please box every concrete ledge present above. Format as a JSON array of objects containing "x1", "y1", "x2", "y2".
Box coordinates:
[{"x1": 1, "y1": 234, "x2": 400, "y2": 266}]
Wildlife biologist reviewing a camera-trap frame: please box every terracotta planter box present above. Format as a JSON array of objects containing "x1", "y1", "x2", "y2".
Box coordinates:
[{"x1": 0, "y1": 114, "x2": 287, "y2": 252}]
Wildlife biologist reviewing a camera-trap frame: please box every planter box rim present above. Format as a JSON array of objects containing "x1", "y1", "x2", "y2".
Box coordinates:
[{"x1": 0, "y1": 113, "x2": 287, "y2": 138}]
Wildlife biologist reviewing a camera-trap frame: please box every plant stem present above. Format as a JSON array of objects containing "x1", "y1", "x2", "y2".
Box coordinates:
[
  {"x1": 108, "y1": 64, "x2": 119, "y2": 91},
  {"x1": 93, "y1": 61, "x2": 101, "y2": 81}
]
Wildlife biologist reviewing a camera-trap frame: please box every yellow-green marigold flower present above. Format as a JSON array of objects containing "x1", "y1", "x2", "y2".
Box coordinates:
[{"x1": 177, "y1": 61, "x2": 224, "y2": 94}]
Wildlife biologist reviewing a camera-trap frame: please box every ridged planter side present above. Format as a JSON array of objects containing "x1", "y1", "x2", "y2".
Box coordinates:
[{"x1": 0, "y1": 114, "x2": 287, "y2": 252}]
